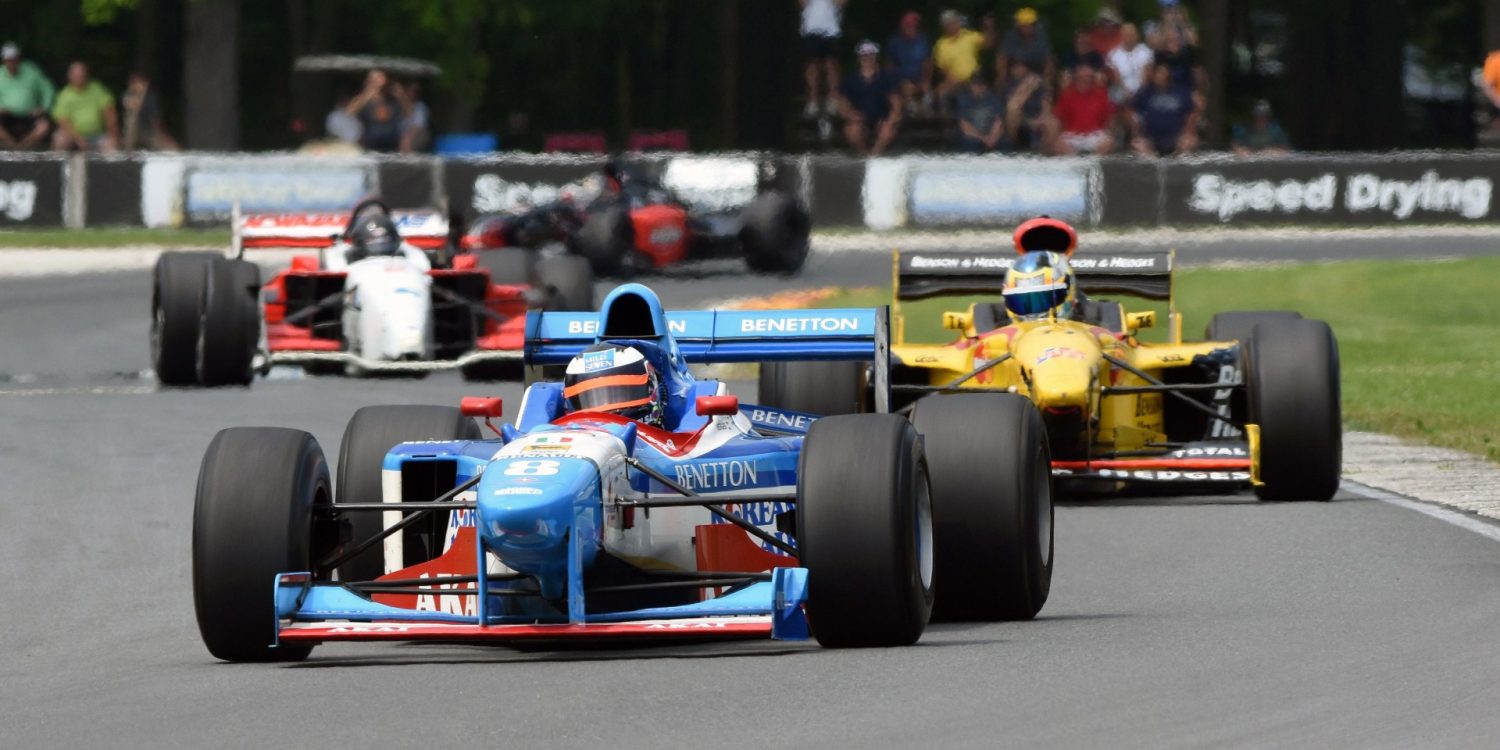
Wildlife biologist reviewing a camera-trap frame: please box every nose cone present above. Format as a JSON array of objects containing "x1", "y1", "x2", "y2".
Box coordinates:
[
  {"x1": 1015, "y1": 326, "x2": 1101, "y2": 409},
  {"x1": 477, "y1": 457, "x2": 600, "y2": 572}
]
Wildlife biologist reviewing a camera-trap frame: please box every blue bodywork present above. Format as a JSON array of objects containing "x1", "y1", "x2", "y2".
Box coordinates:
[{"x1": 274, "y1": 283, "x2": 883, "y2": 644}]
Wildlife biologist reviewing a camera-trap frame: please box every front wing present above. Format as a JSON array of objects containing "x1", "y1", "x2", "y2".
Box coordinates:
[
  {"x1": 1050, "y1": 435, "x2": 1260, "y2": 485},
  {"x1": 271, "y1": 568, "x2": 810, "y2": 649}
]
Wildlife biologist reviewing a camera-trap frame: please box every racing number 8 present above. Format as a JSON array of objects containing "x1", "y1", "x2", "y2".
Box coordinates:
[{"x1": 504, "y1": 460, "x2": 560, "y2": 476}]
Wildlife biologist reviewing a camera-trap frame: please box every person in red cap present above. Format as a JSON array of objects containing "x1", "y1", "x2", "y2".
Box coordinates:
[{"x1": 885, "y1": 11, "x2": 933, "y2": 114}]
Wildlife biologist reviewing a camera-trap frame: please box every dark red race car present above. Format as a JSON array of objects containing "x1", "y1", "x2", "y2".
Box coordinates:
[{"x1": 460, "y1": 161, "x2": 811, "y2": 277}]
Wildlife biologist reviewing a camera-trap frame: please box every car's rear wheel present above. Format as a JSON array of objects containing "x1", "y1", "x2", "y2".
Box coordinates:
[
  {"x1": 1205, "y1": 310, "x2": 1303, "y2": 344},
  {"x1": 195, "y1": 256, "x2": 260, "y2": 386},
  {"x1": 912, "y1": 393, "x2": 1053, "y2": 621},
  {"x1": 1246, "y1": 319, "x2": 1342, "y2": 501},
  {"x1": 798, "y1": 414, "x2": 932, "y2": 647},
  {"x1": 335, "y1": 405, "x2": 481, "y2": 582},
  {"x1": 573, "y1": 206, "x2": 635, "y2": 277},
  {"x1": 740, "y1": 191, "x2": 810, "y2": 274},
  {"x1": 536, "y1": 254, "x2": 596, "y2": 311},
  {"x1": 151, "y1": 251, "x2": 218, "y2": 386},
  {"x1": 757, "y1": 360, "x2": 866, "y2": 416},
  {"x1": 193, "y1": 427, "x2": 334, "y2": 662}
]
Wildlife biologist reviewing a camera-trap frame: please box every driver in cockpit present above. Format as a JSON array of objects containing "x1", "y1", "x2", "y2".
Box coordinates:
[
  {"x1": 326, "y1": 210, "x2": 432, "y2": 271},
  {"x1": 562, "y1": 342, "x2": 667, "y2": 428}
]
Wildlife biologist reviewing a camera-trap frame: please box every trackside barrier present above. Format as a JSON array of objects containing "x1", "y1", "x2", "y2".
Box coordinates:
[{"x1": 5, "y1": 150, "x2": 1500, "y2": 230}]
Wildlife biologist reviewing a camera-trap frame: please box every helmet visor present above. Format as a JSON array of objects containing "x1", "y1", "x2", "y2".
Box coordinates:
[
  {"x1": 564, "y1": 373, "x2": 654, "y2": 415},
  {"x1": 1003, "y1": 283, "x2": 1069, "y2": 318}
]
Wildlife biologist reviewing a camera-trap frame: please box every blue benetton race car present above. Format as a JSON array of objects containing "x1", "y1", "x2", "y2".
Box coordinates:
[{"x1": 191, "y1": 283, "x2": 1054, "y2": 661}]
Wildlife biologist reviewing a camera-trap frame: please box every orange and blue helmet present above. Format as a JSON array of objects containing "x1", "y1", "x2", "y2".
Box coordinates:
[{"x1": 1003, "y1": 250, "x2": 1076, "y2": 320}]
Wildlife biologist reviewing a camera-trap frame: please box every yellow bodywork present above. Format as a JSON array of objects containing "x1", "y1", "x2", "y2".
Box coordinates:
[{"x1": 890, "y1": 251, "x2": 1242, "y2": 457}]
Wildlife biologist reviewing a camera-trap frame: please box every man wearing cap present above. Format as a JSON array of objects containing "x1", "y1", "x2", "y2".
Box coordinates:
[
  {"x1": 51, "y1": 61, "x2": 118, "y2": 152},
  {"x1": 886, "y1": 11, "x2": 933, "y2": 114},
  {"x1": 1231, "y1": 100, "x2": 1289, "y2": 156},
  {"x1": 0, "y1": 43, "x2": 55, "y2": 150},
  {"x1": 997, "y1": 7, "x2": 1054, "y2": 86},
  {"x1": 933, "y1": 10, "x2": 991, "y2": 104},
  {"x1": 839, "y1": 40, "x2": 902, "y2": 155}
]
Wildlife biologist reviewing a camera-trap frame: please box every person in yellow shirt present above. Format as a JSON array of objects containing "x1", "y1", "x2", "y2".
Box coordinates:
[{"x1": 933, "y1": 9, "x2": 992, "y2": 105}]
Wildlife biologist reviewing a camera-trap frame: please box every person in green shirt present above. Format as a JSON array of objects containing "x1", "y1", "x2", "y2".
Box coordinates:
[
  {"x1": 51, "y1": 60, "x2": 118, "y2": 152},
  {"x1": 0, "y1": 42, "x2": 56, "y2": 150}
]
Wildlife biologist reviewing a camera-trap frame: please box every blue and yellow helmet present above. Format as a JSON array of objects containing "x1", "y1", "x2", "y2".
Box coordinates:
[{"x1": 1003, "y1": 250, "x2": 1076, "y2": 320}]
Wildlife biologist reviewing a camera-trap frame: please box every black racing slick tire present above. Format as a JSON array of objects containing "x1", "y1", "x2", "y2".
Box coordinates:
[
  {"x1": 475, "y1": 249, "x2": 535, "y2": 286},
  {"x1": 193, "y1": 428, "x2": 334, "y2": 662},
  {"x1": 740, "y1": 191, "x2": 811, "y2": 274},
  {"x1": 151, "y1": 251, "x2": 217, "y2": 386},
  {"x1": 1246, "y1": 319, "x2": 1342, "y2": 501},
  {"x1": 757, "y1": 360, "x2": 867, "y2": 416},
  {"x1": 798, "y1": 414, "x2": 933, "y2": 648},
  {"x1": 912, "y1": 393, "x2": 1053, "y2": 621},
  {"x1": 536, "y1": 253, "x2": 596, "y2": 311},
  {"x1": 335, "y1": 405, "x2": 481, "y2": 582},
  {"x1": 573, "y1": 206, "x2": 635, "y2": 277},
  {"x1": 196, "y1": 256, "x2": 260, "y2": 386},
  {"x1": 1205, "y1": 310, "x2": 1303, "y2": 344}
]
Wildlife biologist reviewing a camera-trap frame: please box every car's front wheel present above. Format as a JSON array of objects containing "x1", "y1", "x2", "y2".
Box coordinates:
[
  {"x1": 193, "y1": 427, "x2": 334, "y2": 662},
  {"x1": 798, "y1": 414, "x2": 933, "y2": 647}
]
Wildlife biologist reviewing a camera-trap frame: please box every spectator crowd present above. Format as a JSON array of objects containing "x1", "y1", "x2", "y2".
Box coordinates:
[
  {"x1": 800, "y1": 0, "x2": 1289, "y2": 157},
  {"x1": 0, "y1": 42, "x2": 176, "y2": 152}
]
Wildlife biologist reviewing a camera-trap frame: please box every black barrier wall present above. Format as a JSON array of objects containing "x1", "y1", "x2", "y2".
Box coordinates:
[
  {"x1": 20, "y1": 151, "x2": 1500, "y2": 230},
  {"x1": 0, "y1": 156, "x2": 65, "y2": 226}
]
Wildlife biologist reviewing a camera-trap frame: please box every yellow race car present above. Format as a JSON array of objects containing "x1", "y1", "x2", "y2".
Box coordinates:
[{"x1": 760, "y1": 218, "x2": 1341, "y2": 502}]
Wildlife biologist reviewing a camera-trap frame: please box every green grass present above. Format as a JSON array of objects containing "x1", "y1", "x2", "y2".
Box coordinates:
[
  {"x1": 0, "y1": 227, "x2": 230, "y2": 248},
  {"x1": 813, "y1": 257, "x2": 1500, "y2": 463}
]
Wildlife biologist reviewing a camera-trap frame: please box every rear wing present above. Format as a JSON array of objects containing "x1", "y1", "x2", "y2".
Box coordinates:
[
  {"x1": 233, "y1": 209, "x2": 449, "y2": 253},
  {"x1": 893, "y1": 249, "x2": 1182, "y2": 342},
  {"x1": 895, "y1": 250, "x2": 1174, "y2": 301},
  {"x1": 525, "y1": 306, "x2": 891, "y2": 411}
]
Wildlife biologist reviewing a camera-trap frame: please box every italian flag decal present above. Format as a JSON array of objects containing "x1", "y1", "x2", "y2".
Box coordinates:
[{"x1": 532, "y1": 435, "x2": 574, "y2": 444}]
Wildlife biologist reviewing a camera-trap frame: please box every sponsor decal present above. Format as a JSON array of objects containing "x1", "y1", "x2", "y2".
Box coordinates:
[
  {"x1": 673, "y1": 459, "x2": 759, "y2": 490},
  {"x1": 738, "y1": 316, "x2": 861, "y2": 334},
  {"x1": 1166, "y1": 445, "x2": 1247, "y2": 457},
  {"x1": 908, "y1": 254, "x2": 1013, "y2": 271},
  {"x1": 648, "y1": 226, "x2": 684, "y2": 246},
  {"x1": 413, "y1": 571, "x2": 477, "y2": 616},
  {"x1": 329, "y1": 625, "x2": 412, "y2": 633},
  {"x1": 493, "y1": 486, "x2": 544, "y2": 496},
  {"x1": 0, "y1": 179, "x2": 37, "y2": 221},
  {"x1": 563, "y1": 319, "x2": 689, "y2": 335},
  {"x1": 1188, "y1": 170, "x2": 1492, "y2": 222},
  {"x1": 644, "y1": 620, "x2": 734, "y2": 630},
  {"x1": 185, "y1": 165, "x2": 369, "y2": 218},
  {"x1": 1135, "y1": 396, "x2": 1163, "y2": 417},
  {"x1": 1060, "y1": 468, "x2": 1252, "y2": 482},
  {"x1": 748, "y1": 408, "x2": 813, "y2": 431},
  {"x1": 580, "y1": 350, "x2": 614, "y2": 371},
  {"x1": 1036, "y1": 347, "x2": 1087, "y2": 365},
  {"x1": 906, "y1": 164, "x2": 1090, "y2": 226}
]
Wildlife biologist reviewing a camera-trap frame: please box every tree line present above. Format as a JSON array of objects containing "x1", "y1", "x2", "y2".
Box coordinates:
[{"x1": 1, "y1": 0, "x2": 1491, "y2": 152}]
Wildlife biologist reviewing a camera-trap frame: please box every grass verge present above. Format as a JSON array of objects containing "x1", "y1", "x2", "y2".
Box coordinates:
[
  {"x1": 0, "y1": 227, "x2": 230, "y2": 248},
  {"x1": 806, "y1": 257, "x2": 1500, "y2": 463}
]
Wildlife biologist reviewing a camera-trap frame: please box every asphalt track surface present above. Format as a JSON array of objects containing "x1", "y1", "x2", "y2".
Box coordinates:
[{"x1": 6, "y1": 239, "x2": 1500, "y2": 747}]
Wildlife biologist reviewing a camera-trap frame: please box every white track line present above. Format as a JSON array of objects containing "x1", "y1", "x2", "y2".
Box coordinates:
[{"x1": 1342, "y1": 479, "x2": 1500, "y2": 544}]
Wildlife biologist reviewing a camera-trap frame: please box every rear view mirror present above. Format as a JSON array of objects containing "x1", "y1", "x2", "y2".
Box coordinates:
[
  {"x1": 696, "y1": 395, "x2": 740, "y2": 417},
  {"x1": 942, "y1": 311, "x2": 971, "y2": 331},
  {"x1": 1126, "y1": 311, "x2": 1156, "y2": 331},
  {"x1": 460, "y1": 397, "x2": 504, "y2": 418}
]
